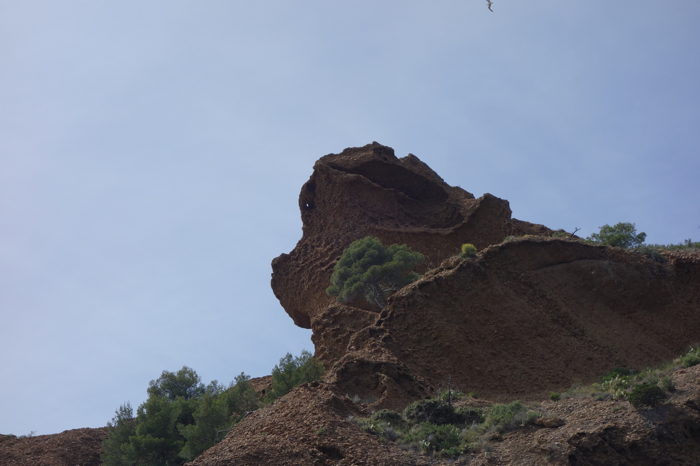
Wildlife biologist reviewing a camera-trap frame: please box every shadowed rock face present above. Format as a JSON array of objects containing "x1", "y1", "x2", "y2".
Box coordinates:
[{"x1": 271, "y1": 142, "x2": 545, "y2": 328}]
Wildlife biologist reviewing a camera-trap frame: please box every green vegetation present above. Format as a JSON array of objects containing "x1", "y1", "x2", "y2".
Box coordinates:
[
  {"x1": 679, "y1": 346, "x2": 700, "y2": 367},
  {"x1": 482, "y1": 401, "x2": 539, "y2": 433},
  {"x1": 266, "y1": 350, "x2": 324, "y2": 401},
  {"x1": 599, "y1": 367, "x2": 639, "y2": 383},
  {"x1": 358, "y1": 347, "x2": 700, "y2": 459},
  {"x1": 100, "y1": 404, "x2": 136, "y2": 466},
  {"x1": 558, "y1": 346, "x2": 700, "y2": 409},
  {"x1": 356, "y1": 394, "x2": 538, "y2": 458},
  {"x1": 404, "y1": 423, "x2": 462, "y2": 456},
  {"x1": 326, "y1": 236, "x2": 424, "y2": 308},
  {"x1": 627, "y1": 382, "x2": 668, "y2": 408},
  {"x1": 460, "y1": 243, "x2": 477, "y2": 258},
  {"x1": 652, "y1": 238, "x2": 700, "y2": 252},
  {"x1": 436, "y1": 388, "x2": 465, "y2": 403},
  {"x1": 403, "y1": 399, "x2": 464, "y2": 425},
  {"x1": 506, "y1": 222, "x2": 699, "y2": 264},
  {"x1": 102, "y1": 351, "x2": 324, "y2": 465},
  {"x1": 588, "y1": 222, "x2": 647, "y2": 248}
]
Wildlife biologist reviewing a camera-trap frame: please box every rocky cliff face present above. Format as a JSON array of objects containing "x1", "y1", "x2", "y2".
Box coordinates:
[
  {"x1": 271, "y1": 142, "x2": 547, "y2": 328},
  {"x1": 192, "y1": 143, "x2": 700, "y2": 465}
]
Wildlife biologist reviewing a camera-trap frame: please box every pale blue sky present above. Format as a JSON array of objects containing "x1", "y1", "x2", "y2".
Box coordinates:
[{"x1": 1, "y1": 1, "x2": 699, "y2": 435}]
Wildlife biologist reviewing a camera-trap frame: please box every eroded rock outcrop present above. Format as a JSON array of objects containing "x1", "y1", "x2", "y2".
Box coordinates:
[
  {"x1": 194, "y1": 143, "x2": 700, "y2": 465},
  {"x1": 271, "y1": 142, "x2": 546, "y2": 328},
  {"x1": 338, "y1": 237, "x2": 700, "y2": 403}
]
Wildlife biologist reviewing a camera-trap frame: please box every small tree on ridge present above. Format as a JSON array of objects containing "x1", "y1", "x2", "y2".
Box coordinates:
[
  {"x1": 588, "y1": 222, "x2": 646, "y2": 249},
  {"x1": 326, "y1": 236, "x2": 424, "y2": 309}
]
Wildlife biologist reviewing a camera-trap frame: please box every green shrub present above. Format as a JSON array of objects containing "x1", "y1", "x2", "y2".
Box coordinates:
[
  {"x1": 600, "y1": 367, "x2": 639, "y2": 383},
  {"x1": 403, "y1": 399, "x2": 462, "y2": 425},
  {"x1": 660, "y1": 376, "x2": 675, "y2": 393},
  {"x1": 628, "y1": 382, "x2": 668, "y2": 408},
  {"x1": 599, "y1": 374, "x2": 635, "y2": 400},
  {"x1": 178, "y1": 374, "x2": 259, "y2": 461},
  {"x1": 358, "y1": 410, "x2": 407, "y2": 442},
  {"x1": 460, "y1": 243, "x2": 477, "y2": 258},
  {"x1": 369, "y1": 409, "x2": 406, "y2": 429},
  {"x1": 147, "y1": 366, "x2": 205, "y2": 401},
  {"x1": 634, "y1": 245, "x2": 667, "y2": 263},
  {"x1": 101, "y1": 404, "x2": 136, "y2": 466},
  {"x1": 587, "y1": 222, "x2": 646, "y2": 249},
  {"x1": 266, "y1": 350, "x2": 324, "y2": 401},
  {"x1": 549, "y1": 392, "x2": 561, "y2": 401},
  {"x1": 454, "y1": 406, "x2": 484, "y2": 425},
  {"x1": 403, "y1": 423, "x2": 462, "y2": 456},
  {"x1": 483, "y1": 402, "x2": 538, "y2": 433},
  {"x1": 680, "y1": 347, "x2": 700, "y2": 368},
  {"x1": 326, "y1": 236, "x2": 424, "y2": 308},
  {"x1": 103, "y1": 351, "x2": 320, "y2": 465},
  {"x1": 129, "y1": 394, "x2": 195, "y2": 465}
]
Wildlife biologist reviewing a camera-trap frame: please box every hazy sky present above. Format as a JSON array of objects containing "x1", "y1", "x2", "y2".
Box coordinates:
[{"x1": 1, "y1": 1, "x2": 699, "y2": 435}]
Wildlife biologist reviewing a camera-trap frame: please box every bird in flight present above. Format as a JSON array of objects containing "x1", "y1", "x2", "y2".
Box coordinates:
[{"x1": 486, "y1": 0, "x2": 494, "y2": 12}]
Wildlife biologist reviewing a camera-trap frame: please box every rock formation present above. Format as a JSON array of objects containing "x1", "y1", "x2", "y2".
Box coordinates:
[
  {"x1": 191, "y1": 143, "x2": 700, "y2": 464},
  {"x1": 271, "y1": 142, "x2": 547, "y2": 329}
]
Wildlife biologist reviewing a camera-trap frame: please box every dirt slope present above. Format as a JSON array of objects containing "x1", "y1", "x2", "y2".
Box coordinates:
[
  {"x1": 191, "y1": 365, "x2": 700, "y2": 465},
  {"x1": 0, "y1": 428, "x2": 107, "y2": 466}
]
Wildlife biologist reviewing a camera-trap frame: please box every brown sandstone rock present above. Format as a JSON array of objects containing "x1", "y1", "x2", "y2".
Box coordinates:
[{"x1": 271, "y1": 142, "x2": 544, "y2": 329}]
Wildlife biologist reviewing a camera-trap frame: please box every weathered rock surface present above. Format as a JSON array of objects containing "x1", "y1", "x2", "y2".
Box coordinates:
[
  {"x1": 347, "y1": 237, "x2": 700, "y2": 403},
  {"x1": 271, "y1": 142, "x2": 546, "y2": 328}
]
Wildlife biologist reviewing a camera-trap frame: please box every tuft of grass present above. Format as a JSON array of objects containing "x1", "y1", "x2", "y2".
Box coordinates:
[
  {"x1": 679, "y1": 347, "x2": 700, "y2": 368},
  {"x1": 460, "y1": 243, "x2": 477, "y2": 258},
  {"x1": 403, "y1": 423, "x2": 462, "y2": 456},
  {"x1": 600, "y1": 367, "x2": 639, "y2": 383},
  {"x1": 561, "y1": 347, "x2": 700, "y2": 408},
  {"x1": 483, "y1": 402, "x2": 539, "y2": 433},
  {"x1": 455, "y1": 406, "x2": 485, "y2": 425}
]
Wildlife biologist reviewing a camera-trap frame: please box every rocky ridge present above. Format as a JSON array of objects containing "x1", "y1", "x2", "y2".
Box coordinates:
[{"x1": 193, "y1": 143, "x2": 700, "y2": 464}]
